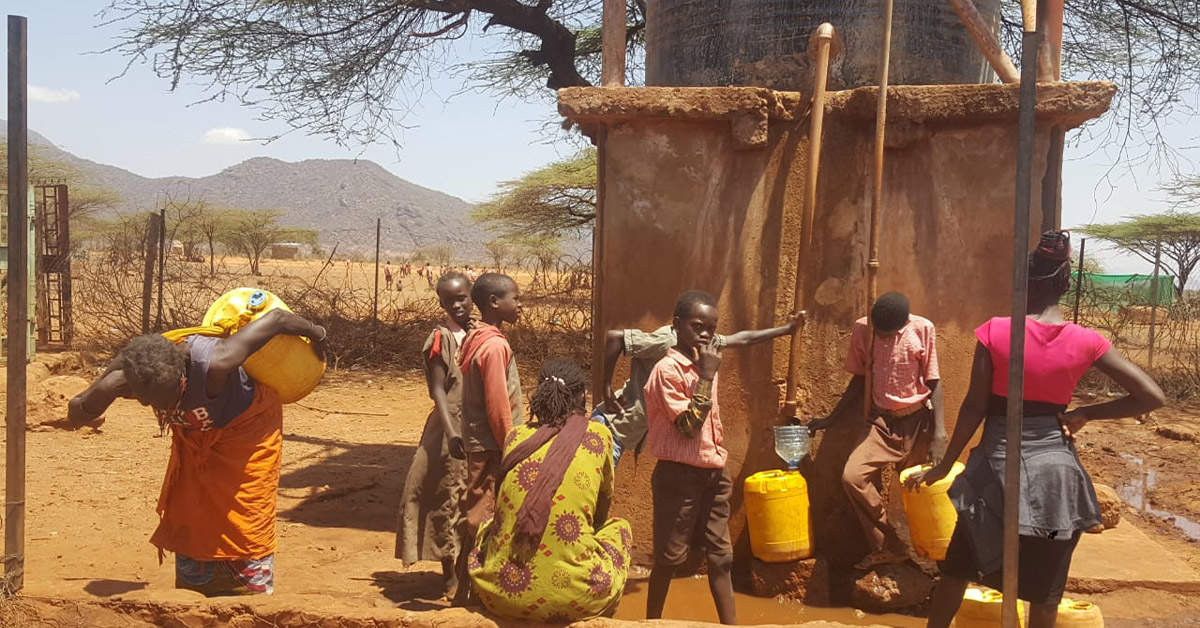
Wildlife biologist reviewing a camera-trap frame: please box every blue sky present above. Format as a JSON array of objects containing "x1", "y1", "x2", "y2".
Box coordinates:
[{"x1": 5, "y1": 1, "x2": 1198, "y2": 273}]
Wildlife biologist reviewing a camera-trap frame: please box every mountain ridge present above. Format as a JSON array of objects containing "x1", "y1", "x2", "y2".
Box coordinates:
[{"x1": 2, "y1": 123, "x2": 489, "y2": 258}]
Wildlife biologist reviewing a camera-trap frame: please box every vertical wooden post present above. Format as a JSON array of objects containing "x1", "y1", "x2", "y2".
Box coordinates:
[
  {"x1": 141, "y1": 214, "x2": 160, "y2": 335},
  {"x1": 1147, "y1": 240, "x2": 1162, "y2": 372},
  {"x1": 865, "y1": 0, "x2": 894, "y2": 419},
  {"x1": 1072, "y1": 238, "x2": 1086, "y2": 324},
  {"x1": 6, "y1": 13, "x2": 29, "y2": 596},
  {"x1": 601, "y1": 0, "x2": 626, "y2": 87},
  {"x1": 155, "y1": 206, "x2": 166, "y2": 331},
  {"x1": 1004, "y1": 1, "x2": 1046, "y2": 626},
  {"x1": 373, "y1": 217, "x2": 381, "y2": 323},
  {"x1": 1045, "y1": 0, "x2": 1064, "y2": 79}
]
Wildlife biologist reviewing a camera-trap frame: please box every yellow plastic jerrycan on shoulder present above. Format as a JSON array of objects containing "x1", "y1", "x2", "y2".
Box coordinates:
[
  {"x1": 899, "y1": 461, "x2": 965, "y2": 561},
  {"x1": 743, "y1": 470, "x2": 812, "y2": 563},
  {"x1": 1056, "y1": 598, "x2": 1104, "y2": 628},
  {"x1": 172, "y1": 287, "x2": 326, "y2": 404},
  {"x1": 955, "y1": 586, "x2": 1024, "y2": 628}
]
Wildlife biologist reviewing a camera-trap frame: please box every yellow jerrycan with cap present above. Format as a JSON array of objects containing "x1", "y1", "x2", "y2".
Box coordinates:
[
  {"x1": 163, "y1": 288, "x2": 326, "y2": 404},
  {"x1": 1056, "y1": 598, "x2": 1104, "y2": 628},
  {"x1": 955, "y1": 586, "x2": 1025, "y2": 628},
  {"x1": 743, "y1": 470, "x2": 813, "y2": 563},
  {"x1": 898, "y1": 461, "x2": 965, "y2": 561}
]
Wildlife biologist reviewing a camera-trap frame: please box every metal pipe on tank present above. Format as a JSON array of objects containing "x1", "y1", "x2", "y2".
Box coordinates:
[
  {"x1": 865, "y1": 0, "x2": 894, "y2": 419},
  {"x1": 783, "y1": 23, "x2": 839, "y2": 419}
]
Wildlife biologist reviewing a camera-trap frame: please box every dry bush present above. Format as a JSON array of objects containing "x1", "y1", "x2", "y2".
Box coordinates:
[{"x1": 68, "y1": 247, "x2": 595, "y2": 376}]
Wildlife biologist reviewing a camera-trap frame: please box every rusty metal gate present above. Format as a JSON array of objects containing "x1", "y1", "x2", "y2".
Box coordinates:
[{"x1": 34, "y1": 184, "x2": 71, "y2": 346}]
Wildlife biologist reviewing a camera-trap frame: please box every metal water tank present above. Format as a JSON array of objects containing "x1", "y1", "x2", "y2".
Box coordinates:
[{"x1": 645, "y1": 0, "x2": 1000, "y2": 91}]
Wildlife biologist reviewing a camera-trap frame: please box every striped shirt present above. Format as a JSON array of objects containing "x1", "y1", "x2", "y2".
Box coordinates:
[{"x1": 643, "y1": 348, "x2": 727, "y2": 469}]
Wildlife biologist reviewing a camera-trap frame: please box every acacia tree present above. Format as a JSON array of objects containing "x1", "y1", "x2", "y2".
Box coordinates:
[
  {"x1": 474, "y1": 148, "x2": 596, "y2": 240},
  {"x1": 483, "y1": 239, "x2": 511, "y2": 270},
  {"x1": 100, "y1": 1, "x2": 1198, "y2": 164},
  {"x1": 218, "y1": 209, "x2": 317, "y2": 276},
  {"x1": 1080, "y1": 212, "x2": 1200, "y2": 296}
]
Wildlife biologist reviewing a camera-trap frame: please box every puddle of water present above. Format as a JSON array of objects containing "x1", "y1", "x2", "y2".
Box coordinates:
[
  {"x1": 615, "y1": 574, "x2": 925, "y2": 627},
  {"x1": 1117, "y1": 454, "x2": 1200, "y2": 541}
]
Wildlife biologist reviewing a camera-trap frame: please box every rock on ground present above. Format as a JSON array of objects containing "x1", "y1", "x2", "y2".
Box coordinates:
[
  {"x1": 850, "y1": 562, "x2": 933, "y2": 613},
  {"x1": 1093, "y1": 484, "x2": 1122, "y2": 530},
  {"x1": 749, "y1": 557, "x2": 831, "y2": 605}
]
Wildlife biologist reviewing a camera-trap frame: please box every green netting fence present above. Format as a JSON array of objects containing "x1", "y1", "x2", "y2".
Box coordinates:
[{"x1": 1070, "y1": 272, "x2": 1175, "y2": 309}]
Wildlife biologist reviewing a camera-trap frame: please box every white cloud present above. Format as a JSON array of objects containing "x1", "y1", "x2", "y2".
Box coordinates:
[
  {"x1": 29, "y1": 85, "x2": 81, "y2": 104},
  {"x1": 201, "y1": 127, "x2": 251, "y2": 145}
]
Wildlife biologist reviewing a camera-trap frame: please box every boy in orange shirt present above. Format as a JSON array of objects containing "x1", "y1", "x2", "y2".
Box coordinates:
[{"x1": 452, "y1": 272, "x2": 523, "y2": 606}]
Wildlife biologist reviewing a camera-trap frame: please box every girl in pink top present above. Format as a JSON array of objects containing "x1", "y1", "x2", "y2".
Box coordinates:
[{"x1": 907, "y1": 231, "x2": 1164, "y2": 628}]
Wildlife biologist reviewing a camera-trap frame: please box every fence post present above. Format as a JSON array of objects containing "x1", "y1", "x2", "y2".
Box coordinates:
[
  {"x1": 1148, "y1": 239, "x2": 1162, "y2": 372},
  {"x1": 373, "y1": 217, "x2": 381, "y2": 324},
  {"x1": 1072, "y1": 237, "x2": 1086, "y2": 324},
  {"x1": 6, "y1": 14, "x2": 29, "y2": 596},
  {"x1": 155, "y1": 205, "x2": 166, "y2": 331},
  {"x1": 141, "y1": 213, "x2": 161, "y2": 335}
]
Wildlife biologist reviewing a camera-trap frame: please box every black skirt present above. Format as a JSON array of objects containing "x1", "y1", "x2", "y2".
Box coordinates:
[{"x1": 939, "y1": 521, "x2": 1082, "y2": 605}]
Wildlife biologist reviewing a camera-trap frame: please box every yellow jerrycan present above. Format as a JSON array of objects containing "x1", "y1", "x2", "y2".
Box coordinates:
[
  {"x1": 1056, "y1": 598, "x2": 1104, "y2": 628},
  {"x1": 898, "y1": 461, "x2": 965, "y2": 561},
  {"x1": 743, "y1": 470, "x2": 812, "y2": 563},
  {"x1": 194, "y1": 287, "x2": 326, "y2": 404},
  {"x1": 955, "y1": 586, "x2": 1024, "y2": 628}
]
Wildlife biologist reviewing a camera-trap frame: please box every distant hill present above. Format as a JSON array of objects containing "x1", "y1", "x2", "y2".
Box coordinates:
[{"x1": 2, "y1": 123, "x2": 489, "y2": 258}]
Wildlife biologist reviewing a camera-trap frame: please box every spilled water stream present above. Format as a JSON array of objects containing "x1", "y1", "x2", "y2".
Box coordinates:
[
  {"x1": 614, "y1": 574, "x2": 925, "y2": 627},
  {"x1": 1117, "y1": 454, "x2": 1200, "y2": 541}
]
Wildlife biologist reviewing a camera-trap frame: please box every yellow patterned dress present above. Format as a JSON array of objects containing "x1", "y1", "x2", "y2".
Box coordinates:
[{"x1": 469, "y1": 421, "x2": 632, "y2": 622}]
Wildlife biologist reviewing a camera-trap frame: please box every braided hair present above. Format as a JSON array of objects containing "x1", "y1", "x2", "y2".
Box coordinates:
[
  {"x1": 529, "y1": 358, "x2": 588, "y2": 427},
  {"x1": 1029, "y1": 230, "x2": 1073, "y2": 301}
]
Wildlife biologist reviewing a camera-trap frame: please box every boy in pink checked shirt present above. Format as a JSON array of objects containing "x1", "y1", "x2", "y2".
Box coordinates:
[
  {"x1": 809, "y1": 291, "x2": 946, "y2": 570},
  {"x1": 642, "y1": 290, "x2": 737, "y2": 625}
]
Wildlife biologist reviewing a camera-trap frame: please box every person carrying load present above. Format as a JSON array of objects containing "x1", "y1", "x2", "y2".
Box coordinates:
[{"x1": 66, "y1": 307, "x2": 328, "y2": 596}]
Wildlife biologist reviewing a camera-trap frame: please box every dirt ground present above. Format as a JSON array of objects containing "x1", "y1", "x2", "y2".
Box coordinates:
[{"x1": 3, "y1": 357, "x2": 1200, "y2": 626}]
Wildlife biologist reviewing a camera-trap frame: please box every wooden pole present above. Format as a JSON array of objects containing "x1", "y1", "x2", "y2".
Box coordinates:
[
  {"x1": 141, "y1": 214, "x2": 160, "y2": 335},
  {"x1": 865, "y1": 0, "x2": 894, "y2": 419},
  {"x1": 1148, "y1": 240, "x2": 1162, "y2": 372},
  {"x1": 783, "y1": 23, "x2": 837, "y2": 419},
  {"x1": 601, "y1": 0, "x2": 626, "y2": 87},
  {"x1": 1004, "y1": 1, "x2": 1046, "y2": 626},
  {"x1": 1045, "y1": 0, "x2": 1064, "y2": 80},
  {"x1": 1020, "y1": 0, "x2": 1055, "y2": 81},
  {"x1": 1072, "y1": 238, "x2": 1086, "y2": 324},
  {"x1": 155, "y1": 205, "x2": 166, "y2": 331},
  {"x1": 373, "y1": 217, "x2": 381, "y2": 323},
  {"x1": 945, "y1": 0, "x2": 1020, "y2": 83},
  {"x1": 6, "y1": 14, "x2": 29, "y2": 596}
]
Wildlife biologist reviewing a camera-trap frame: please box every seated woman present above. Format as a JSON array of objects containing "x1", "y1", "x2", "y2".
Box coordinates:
[
  {"x1": 66, "y1": 309, "x2": 327, "y2": 596},
  {"x1": 470, "y1": 359, "x2": 632, "y2": 622},
  {"x1": 907, "y1": 231, "x2": 1164, "y2": 628}
]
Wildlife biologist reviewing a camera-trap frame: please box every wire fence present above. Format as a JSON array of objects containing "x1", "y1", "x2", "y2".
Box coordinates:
[{"x1": 1065, "y1": 267, "x2": 1200, "y2": 400}]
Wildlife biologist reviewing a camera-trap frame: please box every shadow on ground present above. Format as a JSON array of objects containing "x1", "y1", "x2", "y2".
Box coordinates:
[
  {"x1": 83, "y1": 579, "x2": 150, "y2": 597},
  {"x1": 370, "y1": 569, "x2": 450, "y2": 609},
  {"x1": 278, "y1": 433, "x2": 417, "y2": 532}
]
